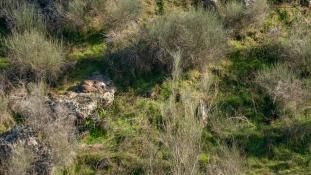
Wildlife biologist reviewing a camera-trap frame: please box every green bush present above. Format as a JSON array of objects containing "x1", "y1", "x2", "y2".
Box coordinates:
[
  {"x1": 147, "y1": 9, "x2": 227, "y2": 70},
  {"x1": 5, "y1": 30, "x2": 65, "y2": 82}
]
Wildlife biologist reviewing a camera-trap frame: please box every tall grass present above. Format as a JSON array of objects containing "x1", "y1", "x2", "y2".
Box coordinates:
[
  {"x1": 0, "y1": 1, "x2": 45, "y2": 32},
  {"x1": 160, "y1": 52, "x2": 217, "y2": 174},
  {"x1": 5, "y1": 30, "x2": 64, "y2": 82}
]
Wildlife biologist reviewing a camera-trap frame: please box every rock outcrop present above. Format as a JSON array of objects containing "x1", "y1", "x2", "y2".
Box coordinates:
[
  {"x1": 1, "y1": 72, "x2": 115, "y2": 175},
  {"x1": 49, "y1": 72, "x2": 116, "y2": 120},
  {"x1": 0, "y1": 126, "x2": 52, "y2": 175}
]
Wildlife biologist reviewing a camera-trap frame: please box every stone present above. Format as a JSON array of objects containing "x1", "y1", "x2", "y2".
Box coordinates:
[
  {"x1": 49, "y1": 72, "x2": 116, "y2": 120},
  {"x1": 9, "y1": 73, "x2": 116, "y2": 121},
  {"x1": 0, "y1": 125, "x2": 52, "y2": 175}
]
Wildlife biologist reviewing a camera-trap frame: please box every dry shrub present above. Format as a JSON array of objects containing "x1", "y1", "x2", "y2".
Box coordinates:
[
  {"x1": 284, "y1": 16, "x2": 311, "y2": 73},
  {"x1": 64, "y1": 0, "x2": 87, "y2": 30},
  {"x1": 104, "y1": 0, "x2": 142, "y2": 30},
  {"x1": 56, "y1": 0, "x2": 143, "y2": 32},
  {"x1": 147, "y1": 9, "x2": 227, "y2": 70},
  {"x1": 256, "y1": 64, "x2": 308, "y2": 114},
  {"x1": 106, "y1": 21, "x2": 141, "y2": 52},
  {"x1": 5, "y1": 30, "x2": 65, "y2": 82},
  {"x1": 245, "y1": 0, "x2": 268, "y2": 25},
  {"x1": 207, "y1": 144, "x2": 247, "y2": 175},
  {"x1": 221, "y1": 0, "x2": 268, "y2": 33},
  {"x1": 17, "y1": 83, "x2": 77, "y2": 169},
  {"x1": 221, "y1": 1, "x2": 244, "y2": 28},
  {"x1": 7, "y1": 142, "x2": 35, "y2": 175},
  {"x1": 104, "y1": 0, "x2": 146, "y2": 53}
]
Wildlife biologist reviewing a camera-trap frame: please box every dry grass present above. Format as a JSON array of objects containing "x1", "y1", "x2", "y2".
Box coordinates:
[{"x1": 160, "y1": 52, "x2": 215, "y2": 175}]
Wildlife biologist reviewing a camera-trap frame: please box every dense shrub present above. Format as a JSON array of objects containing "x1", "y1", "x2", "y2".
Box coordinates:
[
  {"x1": 221, "y1": 0, "x2": 268, "y2": 34},
  {"x1": 147, "y1": 9, "x2": 227, "y2": 71},
  {"x1": 55, "y1": 0, "x2": 142, "y2": 33},
  {"x1": 104, "y1": 0, "x2": 142, "y2": 30},
  {"x1": 5, "y1": 30, "x2": 64, "y2": 82},
  {"x1": 256, "y1": 64, "x2": 308, "y2": 114},
  {"x1": 104, "y1": 0, "x2": 144, "y2": 53},
  {"x1": 63, "y1": 0, "x2": 88, "y2": 31}
]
